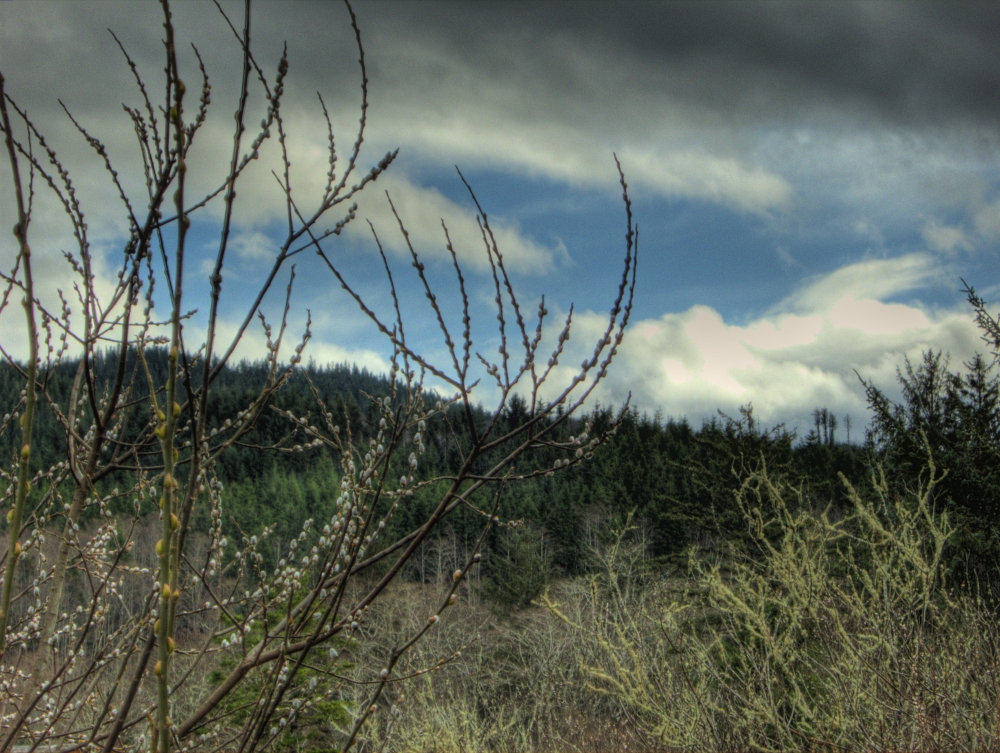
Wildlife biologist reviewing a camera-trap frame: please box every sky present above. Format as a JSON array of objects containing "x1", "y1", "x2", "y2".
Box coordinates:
[{"x1": 1, "y1": 0, "x2": 999, "y2": 440}]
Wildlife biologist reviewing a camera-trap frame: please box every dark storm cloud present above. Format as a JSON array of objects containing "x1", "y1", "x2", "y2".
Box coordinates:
[
  {"x1": 347, "y1": 1, "x2": 1000, "y2": 127},
  {"x1": 2, "y1": 1, "x2": 997, "y2": 231},
  {"x1": 5, "y1": 2, "x2": 998, "y2": 138}
]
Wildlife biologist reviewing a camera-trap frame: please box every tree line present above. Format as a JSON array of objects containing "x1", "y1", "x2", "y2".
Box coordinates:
[{"x1": 5, "y1": 325, "x2": 995, "y2": 611}]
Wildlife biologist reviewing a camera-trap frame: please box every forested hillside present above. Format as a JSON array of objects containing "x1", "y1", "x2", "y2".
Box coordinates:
[{"x1": 4, "y1": 336, "x2": 996, "y2": 609}]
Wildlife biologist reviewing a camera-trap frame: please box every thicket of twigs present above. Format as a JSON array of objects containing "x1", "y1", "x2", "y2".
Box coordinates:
[
  {"x1": 333, "y1": 449, "x2": 1000, "y2": 753},
  {"x1": 0, "y1": 2, "x2": 636, "y2": 752}
]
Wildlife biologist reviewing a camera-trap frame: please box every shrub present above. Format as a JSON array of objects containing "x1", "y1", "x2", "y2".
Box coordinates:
[
  {"x1": 0, "y1": 2, "x2": 637, "y2": 751},
  {"x1": 551, "y1": 449, "x2": 1000, "y2": 751}
]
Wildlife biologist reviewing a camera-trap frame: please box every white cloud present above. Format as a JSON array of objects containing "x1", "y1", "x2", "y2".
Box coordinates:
[
  {"x1": 530, "y1": 256, "x2": 987, "y2": 437},
  {"x1": 604, "y1": 304, "x2": 977, "y2": 435},
  {"x1": 303, "y1": 340, "x2": 392, "y2": 375},
  {"x1": 171, "y1": 104, "x2": 568, "y2": 276},
  {"x1": 620, "y1": 147, "x2": 793, "y2": 214},
  {"x1": 852, "y1": 218, "x2": 884, "y2": 245},
  {"x1": 0, "y1": 178, "x2": 131, "y2": 363},
  {"x1": 346, "y1": 30, "x2": 795, "y2": 216},
  {"x1": 181, "y1": 312, "x2": 391, "y2": 375},
  {"x1": 775, "y1": 253, "x2": 938, "y2": 314},
  {"x1": 775, "y1": 245, "x2": 799, "y2": 268},
  {"x1": 347, "y1": 173, "x2": 568, "y2": 275},
  {"x1": 368, "y1": 103, "x2": 793, "y2": 215},
  {"x1": 921, "y1": 219, "x2": 973, "y2": 255},
  {"x1": 230, "y1": 231, "x2": 279, "y2": 263},
  {"x1": 973, "y1": 199, "x2": 1000, "y2": 239}
]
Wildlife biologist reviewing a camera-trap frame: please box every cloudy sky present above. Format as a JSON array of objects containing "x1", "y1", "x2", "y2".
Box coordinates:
[{"x1": 1, "y1": 0, "x2": 998, "y2": 439}]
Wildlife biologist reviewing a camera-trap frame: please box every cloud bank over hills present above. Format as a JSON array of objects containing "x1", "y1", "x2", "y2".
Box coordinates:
[{"x1": 0, "y1": 1, "x2": 997, "y2": 437}]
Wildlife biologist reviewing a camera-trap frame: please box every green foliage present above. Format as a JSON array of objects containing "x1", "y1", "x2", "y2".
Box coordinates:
[
  {"x1": 0, "y1": 349, "x2": 874, "y2": 588},
  {"x1": 553, "y1": 455, "x2": 1000, "y2": 752},
  {"x1": 208, "y1": 629, "x2": 358, "y2": 752},
  {"x1": 481, "y1": 523, "x2": 553, "y2": 610},
  {"x1": 206, "y1": 456, "x2": 342, "y2": 570},
  {"x1": 862, "y1": 347, "x2": 1000, "y2": 598}
]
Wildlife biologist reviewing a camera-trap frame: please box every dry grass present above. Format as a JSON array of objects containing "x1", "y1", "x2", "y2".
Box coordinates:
[{"x1": 330, "y1": 456, "x2": 1000, "y2": 752}]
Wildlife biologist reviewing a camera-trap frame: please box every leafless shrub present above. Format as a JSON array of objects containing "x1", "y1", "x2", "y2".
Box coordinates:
[
  {"x1": 0, "y1": 2, "x2": 637, "y2": 752},
  {"x1": 339, "y1": 576, "x2": 647, "y2": 753},
  {"x1": 547, "y1": 451, "x2": 1000, "y2": 752}
]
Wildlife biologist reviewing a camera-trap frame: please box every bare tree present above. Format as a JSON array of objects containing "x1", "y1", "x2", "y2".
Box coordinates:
[{"x1": 0, "y1": 2, "x2": 638, "y2": 752}]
